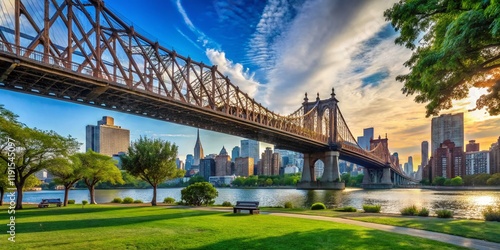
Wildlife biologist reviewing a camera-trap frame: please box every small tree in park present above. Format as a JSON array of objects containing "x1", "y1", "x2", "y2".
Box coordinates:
[
  {"x1": 121, "y1": 136, "x2": 185, "y2": 206},
  {"x1": 50, "y1": 156, "x2": 84, "y2": 206},
  {"x1": 78, "y1": 150, "x2": 124, "y2": 204},
  {"x1": 181, "y1": 182, "x2": 218, "y2": 206}
]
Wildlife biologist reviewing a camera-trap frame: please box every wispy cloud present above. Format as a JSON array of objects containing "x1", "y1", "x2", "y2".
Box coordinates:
[
  {"x1": 175, "y1": 0, "x2": 220, "y2": 49},
  {"x1": 152, "y1": 133, "x2": 194, "y2": 138}
]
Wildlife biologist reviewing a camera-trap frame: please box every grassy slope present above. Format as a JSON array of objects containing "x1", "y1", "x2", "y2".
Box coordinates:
[
  {"x1": 262, "y1": 208, "x2": 500, "y2": 243},
  {"x1": 1, "y1": 205, "x2": 465, "y2": 250}
]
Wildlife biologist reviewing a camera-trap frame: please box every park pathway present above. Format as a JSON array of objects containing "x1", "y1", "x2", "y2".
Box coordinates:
[{"x1": 267, "y1": 212, "x2": 500, "y2": 250}]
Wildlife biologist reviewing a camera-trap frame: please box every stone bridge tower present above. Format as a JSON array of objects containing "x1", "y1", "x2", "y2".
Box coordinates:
[{"x1": 297, "y1": 88, "x2": 344, "y2": 190}]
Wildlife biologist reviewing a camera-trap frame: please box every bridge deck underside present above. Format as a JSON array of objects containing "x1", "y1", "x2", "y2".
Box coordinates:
[{"x1": 0, "y1": 54, "x2": 328, "y2": 153}]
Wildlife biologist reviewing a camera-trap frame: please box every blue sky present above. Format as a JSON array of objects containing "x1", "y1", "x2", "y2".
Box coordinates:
[{"x1": 1, "y1": 0, "x2": 500, "y2": 168}]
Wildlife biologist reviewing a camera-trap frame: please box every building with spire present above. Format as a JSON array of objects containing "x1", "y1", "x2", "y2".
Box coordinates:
[
  {"x1": 193, "y1": 129, "x2": 204, "y2": 166},
  {"x1": 215, "y1": 146, "x2": 231, "y2": 176}
]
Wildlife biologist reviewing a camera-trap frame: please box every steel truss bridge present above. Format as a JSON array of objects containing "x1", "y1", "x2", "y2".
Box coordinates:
[{"x1": 0, "y1": 0, "x2": 417, "y2": 188}]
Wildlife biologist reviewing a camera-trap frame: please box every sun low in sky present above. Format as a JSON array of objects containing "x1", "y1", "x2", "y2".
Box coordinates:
[{"x1": 1, "y1": 0, "x2": 499, "y2": 169}]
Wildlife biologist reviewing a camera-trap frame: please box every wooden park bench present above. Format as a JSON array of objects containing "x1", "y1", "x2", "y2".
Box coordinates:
[
  {"x1": 233, "y1": 201, "x2": 260, "y2": 214},
  {"x1": 38, "y1": 198, "x2": 62, "y2": 208}
]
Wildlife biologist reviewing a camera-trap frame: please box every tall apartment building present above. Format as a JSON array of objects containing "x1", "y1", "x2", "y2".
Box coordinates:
[
  {"x1": 357, "y1": 127, "x2": 374, "y2": 150},
  {"x1": 193, "y1": 129, "x2": 204, "y2": 166},
  {"x1": 489, "y1": 137, "x2": 500, "y2": 174},
  {"x1": 199, "y1": 158, "x2": 216, "y2": 181},
  {"x1": 465, "y1": 151, "x2": 490, "y2": 175},
  {"x1": 431, "y1": 113, "x2": 464, "y2": 155},
  {"x1": 185, "y1": 154, "x2": 194, "y2": 170},
  {"x1": 86, "y1": 116, "x2": 130, "y2": 156},
  {"x1": 215, "y1": 146, "x2": 231, "y2": 176},
  {"x1": 234, "y1": 157, "x2": 254, "y2": 177},
  {"x1": 240, "y1": 139, "x2": 260, "y2": 163},
  {"x1": 258, "y1": 147, "x2": 281, "y2": 176},
  {"x1": 421, "y1": 141, "x2": 429, "y2": 168},
  {"x1": 431, "y1": 140, "x2": 464, "y2": 178}
]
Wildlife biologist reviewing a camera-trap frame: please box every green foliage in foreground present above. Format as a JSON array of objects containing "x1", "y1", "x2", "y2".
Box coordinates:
[
  {"x1": 163, "y1": 197, "x2": 175, "y2": 204},
  {"x1": 122, "y1": 197, "x2": 134, "y2": 204},
  {"x1": 311, "y1": 202, "x2": 326, "y2": 210},
  {"x1": 334, "y1": 206, "x2": 357, "y2": 212},
  {"x1": 363, "y1": 204, "x2": 381, "y2": 213},
  {"x1": 0, "y1": 205, "x2": 465, "y2": 250},
  {"x1": 284, "y1": 201, "x2": 293, "y2": 209},
  {"x1": 111, "y1": 197, "x2": 122, "y2": 203},
  {"x1": 400, "y1": 205, "x2": 429, "y2": 217},
  {"x1": 181, "y1": 182, "x2": 218, "y2": 206},
  {"x1": 436, "y1": 209, "x2": 454, "y2": 219},
  {"x1": 483, "y1": 206, "x2": 500, "y2": 222},
  {"x1": 221, "y1": 201, "x2": 232, "y2": 207}
]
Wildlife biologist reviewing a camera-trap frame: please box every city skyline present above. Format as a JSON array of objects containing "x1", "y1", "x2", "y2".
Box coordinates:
[{"x1": 1, "y1": 0, "x2": 500, "y2": 170}]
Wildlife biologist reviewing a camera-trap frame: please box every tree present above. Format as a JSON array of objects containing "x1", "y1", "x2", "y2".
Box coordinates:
[
  {"x1": 0, "y1": 105, "x2": 80, "y2": 209},
  {"x1": 121, "y1": 136, "x2": 185, "y2": 206},
  {"x1": 473, "y1": 173, "x2": 491, "y2": 185},
  {"x1": 265, "y1": 178, "x2": 273, "y2": 186},
  {"x1": 433, "y1": 176, "x2": 446, "y2": 186},
  {"x1": 77, "y1": 150, "x2": 124, "y2": 204},
  {"x1": 487, "y1": 173, "x2": 500, "y2": 185},
  {"x1": 188, "y1": 175, "x2": 205, "y2": 185},
  {"x1": 384, "y1": 1, "x2": 500, "y2": 116},
  {"x1": 181, "y1": 182, "x2": 218, "y2": 206},
  {"x1": 451, "y1": 176, "x2": 463, "y2": 186},
  {"x1": 0, "y1": 161, "x2": 10, "y2": 206},
  {"x1": 50, "y1": 156, "x2": 83, "y2": 206}
]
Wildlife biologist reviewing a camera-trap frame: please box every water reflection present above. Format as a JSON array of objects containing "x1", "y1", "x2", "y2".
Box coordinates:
[{"x1": 7, "y1": 188, "x2": 500, "y2": 219}]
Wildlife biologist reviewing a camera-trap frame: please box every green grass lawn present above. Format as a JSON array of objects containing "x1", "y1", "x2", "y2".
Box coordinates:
[
  {"x1": 1, "y1": 204, "x2": 466, "y2": 250},
  {"x1": 262, "y1": 207, "x2": 500, "y2": 243}
]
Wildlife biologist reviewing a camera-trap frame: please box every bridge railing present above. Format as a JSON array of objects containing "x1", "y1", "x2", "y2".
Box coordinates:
[{"x1": 0, "y1": 40, "x2": 329, "y2": 143}]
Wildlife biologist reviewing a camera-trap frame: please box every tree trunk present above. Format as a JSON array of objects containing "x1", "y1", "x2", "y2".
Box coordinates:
[
  {"x1": 63, "y1": 185, "x2": 70, "y2": 206},
  {"x1": 151, "y1": 184, "x2": 157, "y2": 206},
  {"x1": 15, "y1": 183, "x2": 23, "y2": 210},
  {"x1": 88, "y1": 185, "x2": 96, "y2": 204},
  {"x1": 0, "y1": 187, "x2": 4, "y2": 206}
]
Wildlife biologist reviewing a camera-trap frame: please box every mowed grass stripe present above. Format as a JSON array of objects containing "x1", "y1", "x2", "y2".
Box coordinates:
[{"x1": 2, "y1": 205, "x2": 465, "y2": 250}]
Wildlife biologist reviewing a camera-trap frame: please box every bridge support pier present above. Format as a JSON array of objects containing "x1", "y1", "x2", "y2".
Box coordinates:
[
  {"x1": 361, "y1": 167, "x2": 393, "y2": 189},
  {"x1": 297, "y1": 151, "x2": 344, "y2": 190}
]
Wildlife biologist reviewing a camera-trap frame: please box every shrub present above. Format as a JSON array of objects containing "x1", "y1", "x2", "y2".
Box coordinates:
[
  {"x1": 334, "y1": 206, "x2": 357, "y2": 212},
  {"x1": 163, "y1": 197, "x2": 175, "y2": 204},
  {"x1": 436, "y1": 209, "x2": 453, "y2": 218},
  {"x1": 67, "y1": 200, "x2": 75, "y2": 204},
  {"x1": 181, "y1": 182, "x2": 219, "y2": 206},
  {"x1": 122, "y1": 197, "x2": 134, "y2": 204},
  {"x1": 363, "y1": 204, "x2": 381, "y2": 213},
  {"x1": 483, "y1": 206, "x2": 500, "y2": 222},
  {"x1": 418, "y1": 207, "x2": 430, "y2": 217},
  {"x1": 81, "y1": 200, "x2": 88, "y2": 208},
  {"x1": 284, "y1": 201, "x2": 293, "y2": 209},
  {"x1": 221, "y1": 201, "x2": 232, "y2": 207},
  {"x1": 311, "y1": 202, "x2": 326, "y2": 210},
  {"x1": 133, "y1": 200, "x2": 143, "y2": 203},
  {"x1": 111, "y1": 197, "x2": 122, "y2": 203},
  {"x1": 400, "y1": 205, "x2": 418, "y2": 216}
]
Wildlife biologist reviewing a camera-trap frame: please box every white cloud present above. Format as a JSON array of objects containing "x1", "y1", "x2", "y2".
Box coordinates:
[
  {"x1": 175, "y1": 0, "x2": 220, "y2": 49},
  {"x1": 205, "y1": 49, "x2": 262, "y2": 99}
]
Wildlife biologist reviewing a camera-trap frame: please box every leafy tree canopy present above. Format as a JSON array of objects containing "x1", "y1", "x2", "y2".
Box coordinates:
[{"x1": 385, "y1": 0, "x2": 500, "y2": 116}]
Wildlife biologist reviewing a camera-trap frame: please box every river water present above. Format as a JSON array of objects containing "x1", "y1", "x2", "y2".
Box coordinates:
[{"x1": 4, "y1": 188, "x2": 500, "y2": 219}]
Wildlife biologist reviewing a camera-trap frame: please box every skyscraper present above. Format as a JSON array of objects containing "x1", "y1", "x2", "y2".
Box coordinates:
[
  {"x1": 215, "y1": 146, "x2": 231, "y2": 176},
  {"x1": 431, "y1": 113, "x2": 464, "y2": 155},
  {"x1": 240, "y1": 139, "x2": 260, "y2": 163},
  {"x1": 231, "y1": 146, "x2": 240, "y2": 162},
  {"x1": 489, "y1": 137, "x2": 500, "y2": 174},
  {"x1": 421, "y1": 141, "x2": 429, "y2": 168},
  {"x1": 86, "y1": 116, "x2": 130, "y2": 156},
  {"x1": 407, "y1": 156, "x2": 413, "y2": 174},
  {"x1": 465, "y1": 151, "x2": 490, "y2": 175},
  {"x1": 193, "y1": 129, "x2": 204, "y2": 166},
  {"x1": 235, "y1": 157, "x2": 254, "y2": 177},
  {"x1": 185, "y1": 154, "x2": 194, "y2": 170},
  {"x1": 430, "y1": 140, "x2": 464, "y2": 178},
  {"x1": 357, "y1": 127, "x2": 374, "y2": 150}
]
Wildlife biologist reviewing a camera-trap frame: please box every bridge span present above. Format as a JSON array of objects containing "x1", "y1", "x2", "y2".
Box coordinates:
[{"x1": 0, "y1": 0, "x2": 418, "y2": 189}]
